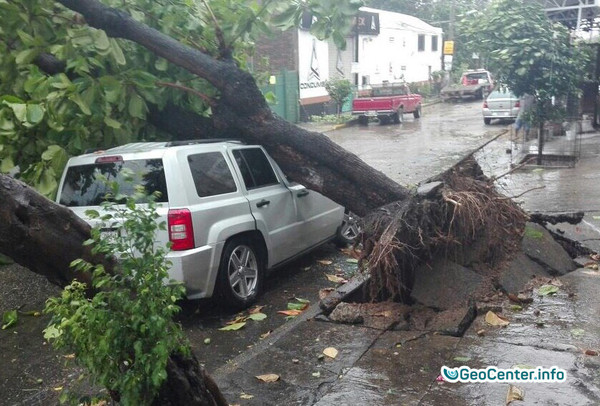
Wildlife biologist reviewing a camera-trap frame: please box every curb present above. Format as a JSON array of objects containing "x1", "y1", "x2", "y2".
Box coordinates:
[{"x1": 212, "y1": 272, "x2": 369, "y2": 380}]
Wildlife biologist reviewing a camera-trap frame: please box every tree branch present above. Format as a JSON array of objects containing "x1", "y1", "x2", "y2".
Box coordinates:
[{"x1": 156, "y1": 81, "x2": 216, "y2": 106}]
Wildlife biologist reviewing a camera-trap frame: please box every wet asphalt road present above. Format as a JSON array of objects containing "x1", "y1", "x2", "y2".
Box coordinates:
[
  {"x1": 186, "y1": 99, "x2": 509, "y2": 374},
  {"x1": 327, "y1": 99, "x2": 507, "y2": 187}
]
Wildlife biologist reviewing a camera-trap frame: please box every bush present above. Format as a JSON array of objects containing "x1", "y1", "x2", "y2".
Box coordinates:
[{"x1": 44, "y1": 181, "x2": 189, "y2": 405}]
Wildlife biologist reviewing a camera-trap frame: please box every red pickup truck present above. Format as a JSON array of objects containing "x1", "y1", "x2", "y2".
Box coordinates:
[{"x1": 352, "y1": 84, "x2": 422, "y2": 125}]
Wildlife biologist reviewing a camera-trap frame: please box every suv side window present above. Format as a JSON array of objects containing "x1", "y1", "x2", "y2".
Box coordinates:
[
  {"x1": 233, "y1": 148, "x2": 279, "y2": 189},
  {"x1": 188, "y1": 152, "x2": 237, "y2": 197}
]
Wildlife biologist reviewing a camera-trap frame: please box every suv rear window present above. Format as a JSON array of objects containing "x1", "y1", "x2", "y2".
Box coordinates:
[
  {"x1": 187, "y1": 152, "x2": 237, "y2": 197},
  {"x1": 59, "y1": 159, "x2": 168, "y2": 207}
]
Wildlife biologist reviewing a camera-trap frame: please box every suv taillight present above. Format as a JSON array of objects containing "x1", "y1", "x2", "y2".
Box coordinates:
[
  {"x1": 483, "y1": 101, "x2": 488, "y2": 108},
  {"x1": 515, "y1": 101, "x2": 521, "y2": 108},
  {"x1": 168, "y1": 209, "x2": 195, "y2": 251}
]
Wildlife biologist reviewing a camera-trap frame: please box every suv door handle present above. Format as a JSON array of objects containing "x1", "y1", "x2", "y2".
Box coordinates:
[
  {"x1": 297, "y1": 190, "x2": 310, "y2": 198},
  {"x1": 256, "y1": 199, "x2": 270, "y2": 208}
]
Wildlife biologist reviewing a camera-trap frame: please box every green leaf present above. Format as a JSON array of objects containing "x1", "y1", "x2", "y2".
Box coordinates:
[
  {"x1": 15, "y1": 49, "x2": 38, "y2": 65},
  {"x1": 26, "y1": 104, "x2": 44, "y2": 124},
  {"x1": 5, "y1": 102, "x2": 27, "y2": 122},
  {"x1": 109, "y1": 39, "x2": 126, "y2": 65},
  {"x1": 294, "y1": 297, "x2": 310, "y2": 304},
  {"x1": 35, "y1": 168, "x2": 58, "y2": 197},
  {"x1": 1, "y1": 156, "x2": 15, "y2": 173},
  {"x1": 287, "y1": 302, "x2": 307, "y2": 311},
  {"x1": 2, "y1": 310, "x2": 18, "y2": 329},
  {"x1": 43, "y1": 325, "x2": 61, "y2": 340},
  {"x1": 93, "y1": 30, "x2": 110, "y2": 51},
  {"x1": 128, "y1": 94, "x2": 147, "y2": 119},
  {"x1": 69, "y1": 94, "x2": 91, "y2": 115},
  {"x1": 154, "y1": 58, "x2": 168, "y2": 71},
  {"x1": 104, "y1": 116, "x2": 122, "y2": 129},
  {"x1": 219, "y1": 322, "x2": 246, "y2": 331},
  {"x1": 247, "y1": 313, "x2": 267, "y2": 321},
  {"x1": 537, "y1": 285, "x2": 559, "y2": 296},
  {"x1": 453, "y1": 356, "x2": 471, "y2": 362}
]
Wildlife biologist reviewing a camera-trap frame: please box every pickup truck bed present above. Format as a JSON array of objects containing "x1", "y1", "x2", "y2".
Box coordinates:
[{"x1": 352, "y1": 84, "x2": 422, "y2": 125}]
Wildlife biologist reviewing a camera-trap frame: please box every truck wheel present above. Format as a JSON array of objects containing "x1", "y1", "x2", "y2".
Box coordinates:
[
  {"x1": 216, "y1": 237, "x2": 264, "y2": 310},
  {"x1": 413, "y1": 105, "x2": 422, "y2": 119},
  {"x1": 358, "y1": 116, "x2": 369, "y2": 126},
  {"x1": 393, "y1": 107, "x2": 403, "y2": 124},
  {"x1": 484, "y1": 117, "x2": 491, "y2": 125},
  {"x1": 378, "y1": 115, "x2": 391, "y2": 125}
]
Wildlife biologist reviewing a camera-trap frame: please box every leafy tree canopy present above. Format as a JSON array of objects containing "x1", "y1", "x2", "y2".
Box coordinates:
[
  {"x1": 460, "y1": 0, "x2": 590, "y2": 103},
  {"x1": 0, "y1": 0, "x2": 361, "y2": 197}
]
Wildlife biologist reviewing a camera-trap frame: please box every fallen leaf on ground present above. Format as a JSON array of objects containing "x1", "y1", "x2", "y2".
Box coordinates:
[
  {"x1": 53, "y1": 386, "x2": 63, "y2": 391},
  {"x1": 485, "y1": 311, "x2": 510, "y2": 327},
  {"x1": 219, "y1": 322, "x2": 246, "y2": 331},
  {"x1": 203, "y1": 338, "x2": 211, "y2": 345},
  {"x1": 477, "y1": 329, "x2": 486, "y2": 336},
  {"x1": 294, "y1": 297, "x2": 310, "y2": 304},
  {"x1": 325, "y1": 274, "x2": 346, "y2": 284},
  {"x1": 510, "y1": 305, "x2": 523, "y2": 312},
  {"x1": 255, "y1": 373, "x2": 280, "y2": 383},
  {"x1": 247, "y1": 313, "x2": 267, "y2": 321},
  {"x1": 277, "y1": 309, "x2": 303, "y2": 317},
  {"x1": 571, "y1": 328, "x2": 585, "y2": 337},
  {"x1": 240, "y1": 393, "x2": 254, "y2": 399},
  {"x1": 323, "y1": 347, "x2": 338, "y2": 359},
  {"x1": 507, "y1": 293, "x2": 521, "y2": 303},
  {"x1": 319, "y1": 288, "x2": 335, "y2": 300},
  {"x1": 287, "y1": 301, "x2": 309, "y2": 311},
  {"x1": 346, "y1": 258, "x2": 358, "y2": 264},
  {"x1": 302, "y1": 266, "x2": 311, "y2": 271},
  {"x1": 249, "y1": 305, "x2": 265, "y2": 314},
  {"x1": 436, "y1": 374, "x2": 444, "y2": 382},
  {"x1": 312, "y1": 371, "x2": 321, "y2": 377},
  {"x1": 512, "y1": 364, "x2": 535, "y2": 370},
  {"x1": 260, "y1": 330, "x2": 272, "y2": 340},
  {"x1": 538, "y1": 285, "x2": 559, "y2": 296},
  {"x1": 2, "y1": 310, "x2": 18, "y2": 330},
  {"x1": 590, "y1": 253, "x2": 600, "y2": 261},
  {"x1": 317, "y1": 260, "x2": 333, "y2": 265},
  {"x1": 63, "y1": 353, "x2": 75, "y2": 359},
  {"x1": 584, "y1": 262, "x2": 599, "y2": 270},
  {"x1": 585, "y1": 349, "x2": 599, "y2": 356},
  {"x1": 505, "y1": 384, "x2": 524, "y2": 404},
  {"x1": 550, "y1": 279, "x2": 563, "y2": 287},
  {"x1": 453, "y1": 356, "x2": 471, "y2": 363}
]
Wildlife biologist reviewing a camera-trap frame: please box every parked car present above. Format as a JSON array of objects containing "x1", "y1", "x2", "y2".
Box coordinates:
[
  {"x1": 56, "y1": 140, "x2": 359, "y2": 309},
  {"x1": 441, "y1": 69, "x2": 494, "y2": 101},
  {"x1": 482, "y1": 87, "x2": 520, "y2": 125},
  {"x1": 352, "y1": 83, "x2": 422, "y2": 125}
]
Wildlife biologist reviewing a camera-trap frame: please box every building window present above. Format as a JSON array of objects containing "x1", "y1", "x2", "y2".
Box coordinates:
[
  {"x1": 418, "y1": 34, "x2": 425, "y2": 52},
  {"x1": 389, "y1": 36, "x2": 395, "y2": 42},
  {"x1": 432, "y1": 36, "x2": 438, "y2": 52}
]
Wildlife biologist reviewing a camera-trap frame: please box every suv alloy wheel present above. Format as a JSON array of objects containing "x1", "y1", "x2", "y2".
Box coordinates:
[{"x1": 217, "y1": 237, "x2": 264, "y2": 309}]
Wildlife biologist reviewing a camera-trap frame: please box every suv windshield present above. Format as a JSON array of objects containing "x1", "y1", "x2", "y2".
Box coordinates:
[{"x1": 59, "y1": 159, "x2": 168, "y2": 207}]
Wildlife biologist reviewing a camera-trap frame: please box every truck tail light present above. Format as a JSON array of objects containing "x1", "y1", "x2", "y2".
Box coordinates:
[
  {"x1": 515, "y1": 100, "x2": 521, "y2": 108},
  {"x1": 168, "y1": 209, "x2": 195, "y2": 251}
]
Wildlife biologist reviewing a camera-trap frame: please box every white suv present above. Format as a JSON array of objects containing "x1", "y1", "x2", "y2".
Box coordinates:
[{"x1": 56, "y1": 140, "x2": 358, "y2": 308}]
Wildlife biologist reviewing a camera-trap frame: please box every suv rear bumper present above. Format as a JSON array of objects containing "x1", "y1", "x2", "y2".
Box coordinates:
[{"x1": 166, "y1": 243, "x2": 223, "y2": 300}]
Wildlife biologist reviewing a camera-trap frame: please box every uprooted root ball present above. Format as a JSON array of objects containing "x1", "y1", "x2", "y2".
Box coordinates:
[{"x1": 359, "y1": 157, "x2": 527, "y2": 302}]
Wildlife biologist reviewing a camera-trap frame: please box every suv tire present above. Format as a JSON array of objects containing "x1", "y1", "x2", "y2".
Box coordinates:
[{"x1": 216, "y1": 237, "x2": 264, "y2": 309}]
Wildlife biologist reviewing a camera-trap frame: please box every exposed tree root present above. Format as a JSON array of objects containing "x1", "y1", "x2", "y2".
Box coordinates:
[{"x1": 359, "y1": 157, "x2": 528, "y2": 302}]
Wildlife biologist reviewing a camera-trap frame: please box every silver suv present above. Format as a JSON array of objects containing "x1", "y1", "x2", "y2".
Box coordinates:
[{"x1": 56, "y1": 140, "x2": 358, "y2": 308}]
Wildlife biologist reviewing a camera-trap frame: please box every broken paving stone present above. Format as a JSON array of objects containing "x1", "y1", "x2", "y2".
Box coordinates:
[
  {"x1": 411, "y1": 259, "x2": 484, "y2": 310},
  {"x1": 521, "y1": 222, "x2": 577, "y2": 276},
  {"x1": 499, "y1": 252, "x2": 551, "y2": 295},
  {"x1": 328, "y1": 302, "x2": 410, "y2": 330},
  {"x1": 476, "y1": 302, "x2": 503, "y2": 315},
  {"x1": 328, "y1": 303, "x2": 364, "y2": 324},
  {"x1": 416, "y1": 181, "x2": 443, "y2": 197},
  {"x1": 426, "y1": 304, "x2": 477, "y2": 337}
]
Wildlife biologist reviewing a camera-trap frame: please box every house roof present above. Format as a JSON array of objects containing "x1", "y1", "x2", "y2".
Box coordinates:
[{"x1": 360, "y1": 6, "x2": 443, "y2": 35}]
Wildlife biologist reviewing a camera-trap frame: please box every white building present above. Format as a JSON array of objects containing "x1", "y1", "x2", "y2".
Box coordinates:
[{"x1": 353, "y1": 7, "x2": 443, "y2": 88}]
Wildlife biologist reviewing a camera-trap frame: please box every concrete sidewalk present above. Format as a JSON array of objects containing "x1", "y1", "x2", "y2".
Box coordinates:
[{"x1": 212, "y1": 132, "x2": 600, "y2": 405}]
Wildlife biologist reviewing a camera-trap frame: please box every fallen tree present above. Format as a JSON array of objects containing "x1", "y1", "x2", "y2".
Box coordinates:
[{"x1": 0, "y1": 1, "x2": 530, "y2": 405}]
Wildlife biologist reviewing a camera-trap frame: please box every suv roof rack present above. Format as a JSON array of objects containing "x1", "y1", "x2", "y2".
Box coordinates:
[{"x1": 165, "y1": 139, "x2": 245, "y2": 147}]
